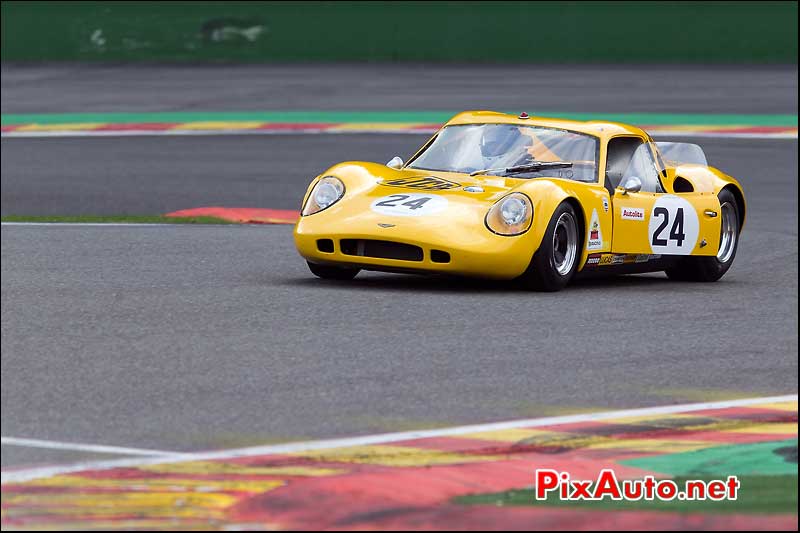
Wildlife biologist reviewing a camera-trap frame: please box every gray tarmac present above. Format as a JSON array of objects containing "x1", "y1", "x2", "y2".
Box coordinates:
[{"x1": 2, "y1": 64, "x2": 797, "y2": 114}]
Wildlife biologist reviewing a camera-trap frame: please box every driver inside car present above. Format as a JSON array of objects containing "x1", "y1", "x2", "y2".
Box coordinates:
[{"x1": 476, "y1": 125, "x2": 533, "y2": 170}]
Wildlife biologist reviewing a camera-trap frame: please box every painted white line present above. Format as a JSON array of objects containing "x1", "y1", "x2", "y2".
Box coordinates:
[
  {"x1": 2, "y1": 129, "x2": 796, "y2": 140},
  {"x1": 2, "y1": 394, "x2": 795, "y2": 484},
  {"x1": 1, "y1": 437, "x2": 185, "y2": 458}
]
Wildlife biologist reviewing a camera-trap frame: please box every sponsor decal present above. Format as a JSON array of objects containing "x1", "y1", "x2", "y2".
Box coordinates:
[
  {"x1": 587, "y1": 209, "x2": 603, "y2": 251},
  {"x1": 370, "y1": 193, "x2": 448, "y2": 217},
  {"x1": 587, "y1": 253, "x2": 662, "y2": 267},
  {"x1": 586, "y1": 254, "x2": 661, "y2": 266},
  {"x1": 598, "y1": 253, "x2": 615, "y2": 266},
  {"x1": 635, "y1": 253, "x2": 661, "y2": 263},
  {"x1": 602, "y1": 197, "x2": 609, "y2": 213},
  {"x1": 382, "y1": 176, "x2": 460, "y2": 190},
  {"x1": 621, "y1": 207, "x2": 645, "y2": 221}
]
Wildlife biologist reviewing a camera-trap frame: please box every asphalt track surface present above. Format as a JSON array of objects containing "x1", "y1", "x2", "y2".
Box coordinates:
[
  {"x1": 1, "y1": 136, "x2": 797, "y2": 217},
  {"x1": 1, "y1": 64, "x2": 798, "y2": 470},
  {"x1": 2, "y1": 64, "x2": 797, "y2": 114}
]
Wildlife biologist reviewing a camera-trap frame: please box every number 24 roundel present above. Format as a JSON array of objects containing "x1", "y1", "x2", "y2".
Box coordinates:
[
  {"x1": 371, "y1": 193, "x2": 448, "y2": 217},
  {"x1": 648, "y1": 195, "x2": 699, "y2": 255}
]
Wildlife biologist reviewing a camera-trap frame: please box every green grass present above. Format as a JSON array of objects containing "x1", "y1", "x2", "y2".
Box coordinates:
[
  {"x1": 455, "y1": 475, "x2": 798, "y2": 515},
  {"x1": 621, "y1": 439, "x2": 798, "y2": 478},
  {"x1": 1, "y1": 215, "x2": 233, "y2": 224}
]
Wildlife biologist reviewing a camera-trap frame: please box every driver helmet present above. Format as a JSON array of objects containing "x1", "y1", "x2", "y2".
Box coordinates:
[{"x1": 479, "y1": 125, "x2": 529, "y2": 159}]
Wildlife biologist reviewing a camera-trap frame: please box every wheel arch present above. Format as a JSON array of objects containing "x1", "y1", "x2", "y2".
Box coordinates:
[
  {"x1": 721, "y1": 184, "x2": 746, "y2": 231},
  {"x1": 563, "y1": 196, "x2": 586, "y2": 245}
]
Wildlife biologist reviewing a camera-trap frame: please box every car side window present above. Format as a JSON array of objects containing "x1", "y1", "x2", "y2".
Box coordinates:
[
  {"x1": 622, "y1": 144, "x2": 663, "y2": 193},
  {"x1": 605, "y1": 136, "x2": 644, "y2": 195}
]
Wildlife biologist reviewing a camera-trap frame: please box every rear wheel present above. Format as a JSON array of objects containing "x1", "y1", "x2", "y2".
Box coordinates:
[
  {"x1": 665, "y1": 189, "x2": 740, "y2": 282},
  {"x1": 518, "y1": 202, "x2": 581, "y2": 292},
  {"x1": 307, "y1": 261, "x2": 360, "y2": 280}
]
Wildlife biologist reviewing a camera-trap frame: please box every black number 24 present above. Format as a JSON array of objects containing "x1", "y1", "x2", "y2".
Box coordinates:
[{"x1": 651, "y1": 207, "x2": 685, "y2": 246}]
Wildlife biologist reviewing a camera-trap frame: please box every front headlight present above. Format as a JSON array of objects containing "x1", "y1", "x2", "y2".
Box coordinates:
[
  {"x1": 485, "y1": 192, "x2": 533, "y2": 235},
  {"x1": 301, "y1": 176, "x2": 345, "y2": 216}
]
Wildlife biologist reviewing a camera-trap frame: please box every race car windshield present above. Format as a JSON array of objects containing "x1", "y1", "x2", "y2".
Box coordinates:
[{"x1": 408, "y1": 124, "x2": 599, "y2": 182}]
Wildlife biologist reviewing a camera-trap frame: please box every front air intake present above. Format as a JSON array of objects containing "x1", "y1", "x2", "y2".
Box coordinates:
[
  {"x1": 316, "y1": 239, "x2": 334, "y2": 253},
  {"x1": 430, "y1": 250, "x2": 451, "y2": 263},
  {"x1": 340, "y1": 239, "x2": 423, "y2": 262}
]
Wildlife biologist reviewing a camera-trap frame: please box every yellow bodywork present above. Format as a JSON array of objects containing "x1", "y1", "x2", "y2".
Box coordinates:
[{"x1": 294, "y1": 111, "x2": 746, "y2": 280}]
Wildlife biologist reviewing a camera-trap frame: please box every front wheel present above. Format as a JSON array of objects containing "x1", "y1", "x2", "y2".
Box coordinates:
[
  {"x1": 665, "y1": 188, "x2": 740, "y2": 282},
  {"x1": 307, "y1": 261, "x2": 360, "y2": 280},
  {"x1": 517, "y1": 202, "x2": 581, "y2": 292}
]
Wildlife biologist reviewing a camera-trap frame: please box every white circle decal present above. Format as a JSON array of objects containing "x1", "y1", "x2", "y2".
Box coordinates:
[
  {"x1": 370, "y1": 193, "x2": 448, "y2": 217},
  {"x1": 648, "y1": 195, "x2": 699, "y2": 255}
]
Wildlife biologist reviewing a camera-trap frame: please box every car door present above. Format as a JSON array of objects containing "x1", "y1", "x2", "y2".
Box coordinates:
[{"x1": 611, "y1": 144, "x2": 721, "y2": 256}]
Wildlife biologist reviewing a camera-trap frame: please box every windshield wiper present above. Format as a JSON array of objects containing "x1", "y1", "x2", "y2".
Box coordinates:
[{"x1": 469, "y1": 161, "x2": 573, "y2": 177}]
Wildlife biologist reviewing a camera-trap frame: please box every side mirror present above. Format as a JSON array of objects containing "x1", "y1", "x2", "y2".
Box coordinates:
[
  {"x1": 386, "y1": 156, "x2": 404, "y2": 169},
  {"x1": 618, "y1": 176, "x2": 642, "y2": 195}
]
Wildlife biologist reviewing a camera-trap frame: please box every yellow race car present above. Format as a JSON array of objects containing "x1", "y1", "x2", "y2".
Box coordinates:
[{"x1": 294, "y1": 111, "x2": 745, "y2": 291}]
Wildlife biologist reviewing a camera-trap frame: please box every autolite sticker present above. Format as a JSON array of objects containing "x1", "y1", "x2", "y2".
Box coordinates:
[{"x1": 621, "y1": 207, "x2": 646, "y2": 221}]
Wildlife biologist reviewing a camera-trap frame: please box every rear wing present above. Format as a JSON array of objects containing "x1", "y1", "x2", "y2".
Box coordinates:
[{"x1": 656, "y1": 142, "x2": 708, "y2": 166}]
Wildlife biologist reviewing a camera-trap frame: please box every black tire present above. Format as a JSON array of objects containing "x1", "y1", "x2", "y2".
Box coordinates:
[
  {"x1": 517, "y1": 202, "x2": 581, "y2": 292},
  {"x1": 307, "y1": 261, "x2": 360, "y2": 280},
  {"x1": 665, "y1": 188, "x2": 740, "y2": 282}
]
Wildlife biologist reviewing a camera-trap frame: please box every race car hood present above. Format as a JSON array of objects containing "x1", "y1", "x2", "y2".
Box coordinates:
[
  {"x1": 296, "y1": 162, "x2": 520, "y2": 244},
  {"x1": 310, "y1": 161, "x2": 536, "y2": 207}
]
